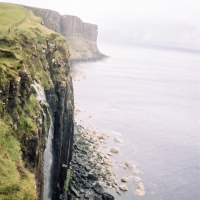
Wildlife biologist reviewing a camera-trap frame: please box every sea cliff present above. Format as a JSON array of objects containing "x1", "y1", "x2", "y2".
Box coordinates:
[
  {"x1": 0, "y1": 3, "x2": 73, "y2": 199},
  {"x1": 24, "y1": 6, "x2": 105, "y2": 62},
  {"x1": 0, "y1": 3, "x2": 112, "y2": 200}
]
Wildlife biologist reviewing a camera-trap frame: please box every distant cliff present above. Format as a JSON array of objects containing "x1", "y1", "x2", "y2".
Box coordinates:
[{"x1": 24, "y1": 6, "x2": 105, "y2": 62}]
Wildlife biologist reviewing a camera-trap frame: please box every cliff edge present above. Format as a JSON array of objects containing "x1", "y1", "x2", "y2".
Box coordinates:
[{"x1": 24, "y1": 6, "x2": 105, "y2": 62}]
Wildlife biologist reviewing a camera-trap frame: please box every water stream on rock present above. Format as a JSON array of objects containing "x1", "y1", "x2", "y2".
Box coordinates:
[
  {"x1": 31, "y1": 81, "x2": 54, "y2": 200},
  {"x1": 43, "y1": 117, "x2": 54, "y2": 200}
]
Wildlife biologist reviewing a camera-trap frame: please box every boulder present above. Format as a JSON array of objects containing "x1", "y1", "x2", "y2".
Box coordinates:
[
  {"x1": 136, "y1": 182, "x2": 145, "y2": 190},
  {"x1": 114, "y1": 137, "x2": 123, "y2": 143},
  {"x1": 71, "y1": 186, "x2": 80, "y2": 198},
  {"x1": 94, "y1": 197, "x2": 102, "y2": 200},
  {"x1": 102, "y1": 192, "x2": 115, "y2": 200},
  {"x1": 134, "y1": 177, "x2": 141, "y2": 182},
  {"x1": 119, "y1": 183, "x2": 128, "y2": 191},
  {"x1": 110, "y1": 176, "x2": 118, "y2": 185},
  {"x1": 134, "y1": 189, "x2": 146, "y2": 196},
  {"x1": 110, "y1": 148, "x2": 119, "y2": 153},
  {"x1": 121, "y1": 177, "x2": 128, "y2": 182},
  {"x1": 125, "y1": 161, "x2": 134, "y2": 168},
  {"x1": 93, "y1": 182, "x2": 104, "y2": 194},
  {"x1": 87, "y1": 173, "x2": 98, "y2": 181},
  {"x1": 85, "y1": 165, "x2": 91, "y2": 172},
  {"x1": 132, "y1": 167, "x2": 142, "y2": 174},
  {"x1": 84, "y1": 182, "x2": 92, "y2": 189}
]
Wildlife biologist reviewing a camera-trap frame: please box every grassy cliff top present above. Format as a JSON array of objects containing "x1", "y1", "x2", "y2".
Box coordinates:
[
  {"x1": 0, "y1": 3, "x2": 70, "y2": 199},
  {"x1": 0, "y1": 3, "x2": 70, "y2": 88}
]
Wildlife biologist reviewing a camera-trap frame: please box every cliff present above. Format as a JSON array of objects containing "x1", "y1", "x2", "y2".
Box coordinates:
[
  {"x1": 0, "y1": 3, "x2": 74, "y2": 200},
  {"x1": 24, "y1": 6, "x2": 105, "y2": 62}
]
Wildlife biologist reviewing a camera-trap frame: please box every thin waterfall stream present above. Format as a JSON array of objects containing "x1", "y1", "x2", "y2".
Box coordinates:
[
  {"x1": 43, "y1": 117, "x2": 54, "y2": 200},
  {"x1": 31, "y1": 81, "x2": 54, "y2": 200}
]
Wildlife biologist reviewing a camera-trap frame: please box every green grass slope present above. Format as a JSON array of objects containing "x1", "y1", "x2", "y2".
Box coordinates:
[{"x1": 0, "y1": 3, "x2": 70, "y2": 199}]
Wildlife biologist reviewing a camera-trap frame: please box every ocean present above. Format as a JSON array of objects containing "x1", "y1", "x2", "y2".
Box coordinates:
[{"x1": 72, "y1": 44, "x2": 200, "y2": 200}]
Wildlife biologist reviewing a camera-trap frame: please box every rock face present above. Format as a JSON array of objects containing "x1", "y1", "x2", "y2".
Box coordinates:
[
  {"x1": 25, "y1": 6, "x2": 105, "y2": 61},
  {"x1": 0, "y1": 5, "x2": 74, "y2": 199},
  {"x1": 23, "y1": 7, "x2": 61, "y2": 33},
  {"x1": 44, "y1": 42, "x2": 74, "y2": 200}
]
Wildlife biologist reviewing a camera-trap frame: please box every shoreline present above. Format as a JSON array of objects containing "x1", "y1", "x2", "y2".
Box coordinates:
[
  {"x1": 70, "y1": 123, "x2": 116, "y2": 199},
  {"x1": 71, "y1": 59, "x2": 146, "y2": 199},
  {"x1": 70, "y1": 53, "x2": 109, "y2": 68},
  {"x1": 70, "y1": 121, "x2": 146, "y2": 199}
]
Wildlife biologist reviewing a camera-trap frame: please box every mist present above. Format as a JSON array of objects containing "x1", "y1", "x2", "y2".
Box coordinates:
[{"x1": 2, "y1": 0, "x2": 200, "y2": 49}]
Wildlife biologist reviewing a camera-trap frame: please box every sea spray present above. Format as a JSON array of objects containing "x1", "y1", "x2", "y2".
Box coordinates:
[{"x1": 31, "y1": 81, "x2": 54, "y2": 200}]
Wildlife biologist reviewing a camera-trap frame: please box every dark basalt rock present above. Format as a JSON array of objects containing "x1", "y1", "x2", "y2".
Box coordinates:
[
  {"x1": 71, "y1": 186, "x2": 80, "y2": 198},
  {"x1": 87, "y1": 173, "x2": 98, "y2": 181},
  {"x1": 93, "y1": 183, "x2": 104, "y2": 194},
  {"x1": 94, "y1": 197, "x2": 103, "y2": 200},
  {"x1": 84, "y1": 182, "x2": 92, "y2": 189},
  {"x1": 70, "y1": 125, "x2": 115, "y2": 200},
  {"x1": 85, "y1": 165, "x2": 91, "y2": 172},
  {"x1": 102, "y1": 193, "x2": 115, "y2": 200}
]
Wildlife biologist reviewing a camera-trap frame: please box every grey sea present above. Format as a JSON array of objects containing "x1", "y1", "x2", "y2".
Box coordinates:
[{"x1": 72, "y1": 44, "x2": 200, "y2": 200}]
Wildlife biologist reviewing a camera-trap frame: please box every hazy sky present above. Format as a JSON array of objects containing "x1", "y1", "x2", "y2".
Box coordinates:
[{"x1": 1, "y1": 0, "x2": 200, "y2": 49}]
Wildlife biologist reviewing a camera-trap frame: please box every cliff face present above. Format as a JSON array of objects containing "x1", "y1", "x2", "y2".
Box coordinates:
[
  {"x1": 25, "y1": 6, "x2": 104, "y2": 61},
  {"x1": 0, "y1": 3, "x2": 74, "y2": 200}
]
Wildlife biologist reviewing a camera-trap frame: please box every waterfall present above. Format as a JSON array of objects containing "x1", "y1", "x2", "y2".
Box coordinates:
[
  {"x1": 43, "y1": 116, "x2": 54, "y2": 200},
  {"x1": 31, "y1": 81, "x2": 54, "y2": 200}
]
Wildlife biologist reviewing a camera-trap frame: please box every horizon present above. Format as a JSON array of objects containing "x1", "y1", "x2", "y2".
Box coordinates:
[{"x1": 1, "y1": 0, "x2": 200, "y2": 50}]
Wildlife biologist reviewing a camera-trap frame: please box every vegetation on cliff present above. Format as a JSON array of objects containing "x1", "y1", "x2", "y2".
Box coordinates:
[{"x1": 0, "y1": 3, "x2": 72, "y2": 199}]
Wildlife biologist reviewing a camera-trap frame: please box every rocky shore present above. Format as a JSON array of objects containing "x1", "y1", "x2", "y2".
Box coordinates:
[
  {"x1": 69, "y1": 124, "x2": 115, "y2": 200},
  {"x1": 69, "y1": 122, "x2": 146, "y2": 200}
]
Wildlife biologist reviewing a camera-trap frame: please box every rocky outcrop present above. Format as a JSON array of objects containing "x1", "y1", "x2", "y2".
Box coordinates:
[{"x1": 24, "y1": 6, "x2": 105, "y2": 61}]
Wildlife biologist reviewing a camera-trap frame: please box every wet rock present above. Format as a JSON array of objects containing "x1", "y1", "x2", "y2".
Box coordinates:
[
  {"x1": 104, "y1": 160, "x2": 114, "y2": 167},
  {"x1": 87, "y1": 173, "x2": 98, "y2": 181},
  {"x1": 102, "y1": 192, "x2": 115, "y2": 200},
  {"x1": 134, "y1": 182, "x2": 145, "y2": 196},
  {"x1": 85, "y1": 165, "x2": 91, "y2": 172},
  {"x1": 78, "y1": 178, "x2": 84, "y2": 184},
  {"x1": 94, "y1": 182, "x2": 104, "y2": 194},
  {"x1": 125, "y1": 161, "x2": 134, "y2": 168},
  {"x1": 134, "y1": 189, "x2": 146, "y2": 196},
  {"x1": 115, "y1": 189, "x2": 121, "y2": 195},
  {"x1": 84, "y1": 190, "x2": 91, "y2": 199},
  {"x1": 94, "y1": 197, "x2": 102, "y2": 200},
  {"x1": 81, "y1": 173, "x2": 87, "y2": 178},
  {"x1": 134, "y1": 177, "x2": 141, "y2": 182},
  {"x1": 71, "y1": 186, "x2": 80, "y2": 198},
  {"x1": 84, "y1": 182, "x2": 92, "y2": 189},
  {"x1": 136, "y1": 182, "x2": 145, "y2": 190},
  {"x1": 132, "y1": 167, "x2": 142, "y2": 174},
  {"x1": 121, "y1": 177, "x2": 128, "y2": 182},
  {"x1": 114, "y1": 137, "x2": 123, "y2": 143},
  {"x1": 110, "y1": 148, "x2": 119, "y2": 153},
  {"x1": 119, "y1": 183, "x2": 128, "y2": 191},
  {"x1": 80, "y1": 188, "x2": 85, "y2": 194},
  {"x1": 110, "y1": 176, "x2": 118, "y2": 185}
]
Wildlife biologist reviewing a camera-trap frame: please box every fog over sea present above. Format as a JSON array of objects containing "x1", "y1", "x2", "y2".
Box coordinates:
[{"x1": 72, "y1": 44, "x2": 200, "y2": 200}]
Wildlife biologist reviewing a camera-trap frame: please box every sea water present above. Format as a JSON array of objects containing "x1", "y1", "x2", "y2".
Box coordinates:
[{"x1": 72, "y1": 44, "x2": 200, "y2": 200}]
